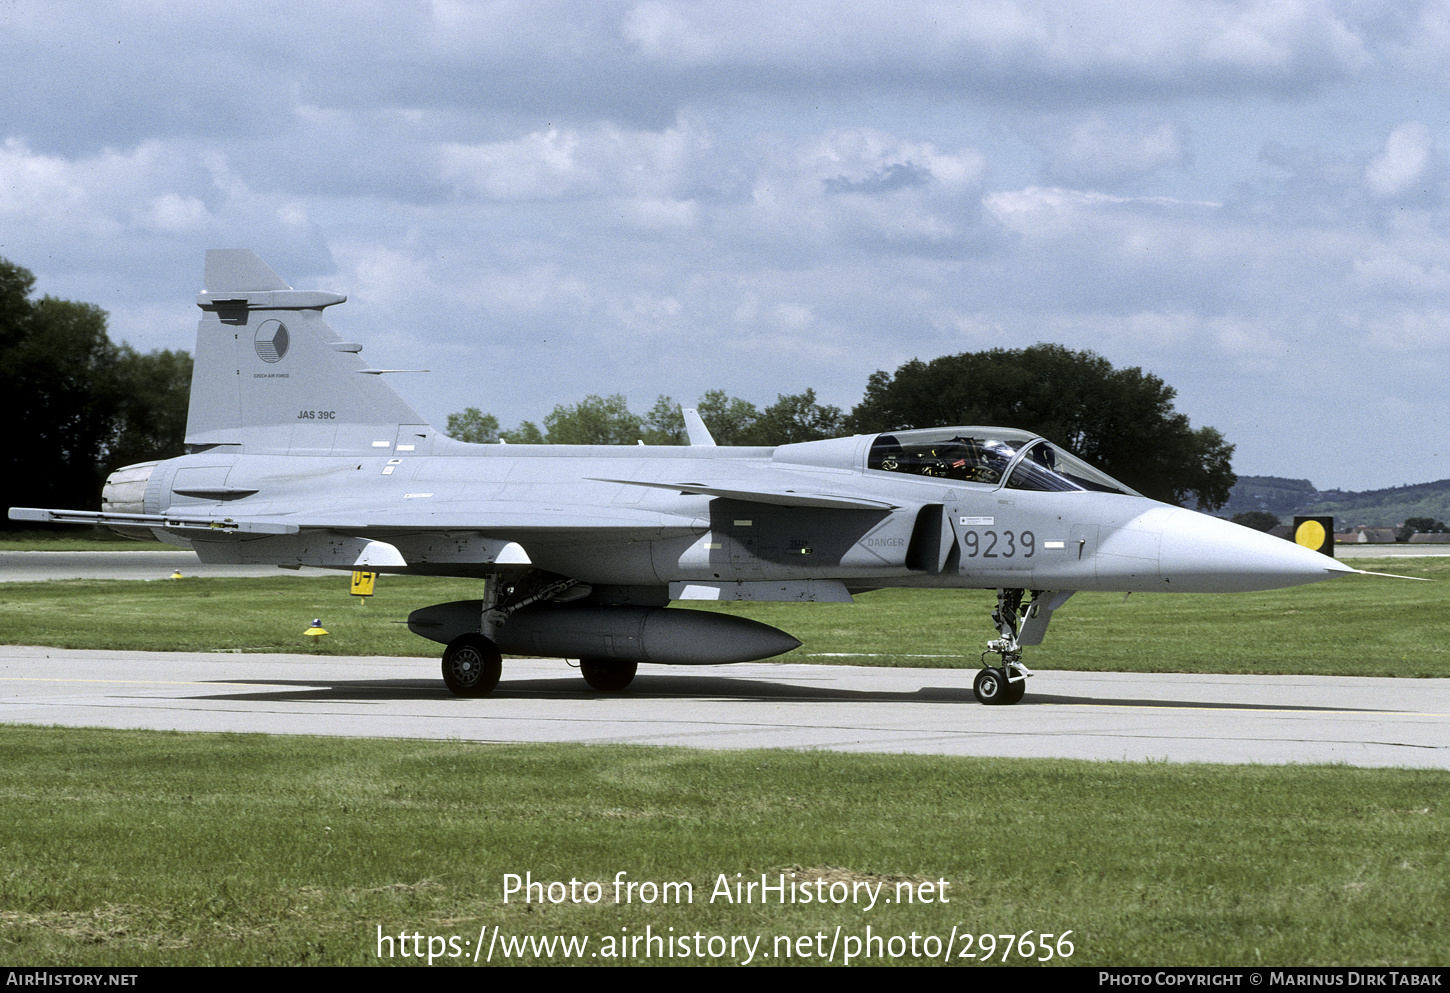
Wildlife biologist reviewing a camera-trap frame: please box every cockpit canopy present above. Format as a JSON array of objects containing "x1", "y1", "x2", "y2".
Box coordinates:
[{"x1": 867, "y1": 427, "x2": 1140, "y2": 496}]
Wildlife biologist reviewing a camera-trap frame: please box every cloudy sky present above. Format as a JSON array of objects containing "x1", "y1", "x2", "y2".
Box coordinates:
[{"x1": 4, "y1": 1, "x2": 1448, "y2": 491}]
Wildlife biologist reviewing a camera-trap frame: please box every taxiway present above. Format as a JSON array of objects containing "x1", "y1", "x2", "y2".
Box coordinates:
[{"x1": 1, "y1": 646, "x2": 1444, "y2": 768}]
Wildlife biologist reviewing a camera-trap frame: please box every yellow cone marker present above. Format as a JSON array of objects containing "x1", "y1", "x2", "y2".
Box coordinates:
[
  {"x1": 169, "y1": 570, "x2": 183, "y2": 580},
  {"x1": 304, "y1": 618, "x2": 329, "y2": 640}
]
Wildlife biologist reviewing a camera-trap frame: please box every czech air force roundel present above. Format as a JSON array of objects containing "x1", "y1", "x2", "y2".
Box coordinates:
[{"x1": 254, "y1": 320, "x2": 289, "y2": 363}]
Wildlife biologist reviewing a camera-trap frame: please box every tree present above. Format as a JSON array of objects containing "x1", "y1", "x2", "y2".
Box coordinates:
[
  {"x1": 0, "y1": 256, "x2": 193, "y2": 525},
  {"x1": 695, "y1": 390, "x2": 761, "y2": 446},
  {"x1": 1, "y1": 260, "x2": 120, "y2": 517},
  {"x1": 542, "y1": 394, "x2": 644, "y2": 445},
  {"x1": 691, "y1": 389, "x2": 844, "y2": 446},
  {"x1": 443, "y1": 386, "x2": 843, "y2": 449},
  {"x1": 641, "y1": 395, "x2": 686, "y2": 445},
  {"x1": 743, "y1": 389, "x2": 844, "y2": 446},
  {"x1": 1231, "y1": 511, "x2": 1280, "y2": 532},
  {"x1": 501, "y1": 421, "x2": 546, "y2": 444},
  {"x1": 106, "y1": 346, "x2": 194, "y2": 471},
  {"x1": 848, "y1": 343, "x2": 1236, "y2": 509},
  {"x1": 445, "y1": 406, "x2": 501, "y2": 444},
  {"x1": 1398, "y1": 516, "x2": 1448, "y2": 542}
]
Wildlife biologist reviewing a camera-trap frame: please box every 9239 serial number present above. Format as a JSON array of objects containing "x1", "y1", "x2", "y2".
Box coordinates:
[{"x1": 963, "y1": 530, "x2": 1034, "y2": 558}]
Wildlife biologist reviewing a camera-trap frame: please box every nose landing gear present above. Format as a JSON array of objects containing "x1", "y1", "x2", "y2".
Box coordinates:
[{"x1": 973, "y1": 587, "x2": 1056, "y2": 705}]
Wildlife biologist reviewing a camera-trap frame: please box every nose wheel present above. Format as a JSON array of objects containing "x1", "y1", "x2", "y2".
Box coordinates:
[
  {"x1": 974, "y1": 588, "x2": 1038, "y2": 705},
  {"x1": 973, "y1": 664, "x2": 1028, "y2": 705}
]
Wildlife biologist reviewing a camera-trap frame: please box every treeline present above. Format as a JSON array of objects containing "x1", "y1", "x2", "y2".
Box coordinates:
[
  {"x1": 449, "y1": 343, "x2": 1237, "y2": 510},
  {"x1": 2, "y1": 258, "x2": 192, "y2": 526},
  {"x1": 447, "y1": 389, "x2": 846, "y2": 449}
]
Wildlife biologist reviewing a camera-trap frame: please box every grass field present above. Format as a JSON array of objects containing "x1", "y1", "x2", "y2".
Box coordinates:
[
  {"x1": 0, "y1": 728, "x2": 1444, "y2": 967},
  {"x1": 0, "y1": 557, "x2": 1444, "y2": 676}
]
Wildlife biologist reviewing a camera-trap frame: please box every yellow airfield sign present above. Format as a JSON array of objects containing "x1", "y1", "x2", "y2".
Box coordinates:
[{"x1": 1293, "y1": 517, "x2": 1335, "y2": 557}]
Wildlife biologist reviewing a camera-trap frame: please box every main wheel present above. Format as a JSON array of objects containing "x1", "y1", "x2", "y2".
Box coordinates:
[
  {"x1": 441, "y1": 634, "x2": 502, "y2": 697},
  {"x1": 973, "y1": 666, "x2": 1011, "y2": 705},
  {"x1": 579, "y1": 657, "x2": 637, "y2": 692}
]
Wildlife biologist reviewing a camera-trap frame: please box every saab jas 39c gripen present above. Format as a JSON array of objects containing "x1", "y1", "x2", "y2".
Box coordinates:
[{"x1": 12, "y1": 250, "x2": 1360, "y2": 704}]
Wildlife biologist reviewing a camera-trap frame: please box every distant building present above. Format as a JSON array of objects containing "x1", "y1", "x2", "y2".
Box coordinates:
[
  {"x1": 1337, "y1": 525, "x2": 1450, "y2": 544},
  {"x1": 1341, "y1": 526, "x2": 1399, "y2": 544}
]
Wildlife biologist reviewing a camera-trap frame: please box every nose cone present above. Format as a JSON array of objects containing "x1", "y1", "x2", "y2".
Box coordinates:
[{"x1": 1158, "y1": 508, "x2": 1355, "y2": 593}]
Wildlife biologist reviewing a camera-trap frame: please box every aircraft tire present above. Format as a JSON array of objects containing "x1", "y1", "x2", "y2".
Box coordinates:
[
  {"x1": 973, "y1": 666, "x2": 1012, "y2": 705},
  {"x1": 442, "y1": 634, "x2": 502, "y2": 697},
  {"x1": 1001, "y1": 673, "x2": 1026, "y2": 705},
  {"x1": 579, "y1": 657, "x2": 637, "y2": 692}
]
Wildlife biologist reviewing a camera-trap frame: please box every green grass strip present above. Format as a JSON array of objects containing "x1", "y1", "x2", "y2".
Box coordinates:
[{"x1": 0, "y1": 728, "x2": 1444, "y2": 966}]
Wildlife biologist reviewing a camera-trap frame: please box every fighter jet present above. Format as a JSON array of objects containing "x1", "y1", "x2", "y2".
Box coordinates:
[{"x1": 11, "y1": 250, "x2": 1359, "y2": 704}]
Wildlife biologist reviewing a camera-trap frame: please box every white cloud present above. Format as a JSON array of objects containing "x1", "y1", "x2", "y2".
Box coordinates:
[
  {"x1": 1362, "y1": 306, "x2": 1450, "y2": 352},
  {"x1": 984, "y1": 186, "x2": 1216, "y2": 239},
  {"x1": 1352, "y1": 247, "x2": 1450, "y2": 296},
  {"x1": 613, "y1": 0, "x2": 1368, "y2": 93},
  {"x1": 438, "y1": 121, "x2": 706, "y2": 201},
  {"x1": 621, "y1": 0, "x2": 718, "y2": 61},
  {"x1": 618, "y1": 196, "x2": 700, "y2": 231},
  {"x1": 134, "y1": 194, "x2": 212, "y2": 234},
  {"x1": 0, "y1": 138, "x2": 94, "y2": 224},
  {"x1": 440, "y1": 129, "x2": 595, "y2": 200},
  {"x1": 706, "y1": 129, "x2": 990, "y2": 255},
  {"x1": 1034, "y1": 115, "x2": 1190, "y2": 185},
  {"x1": 805, "y1": 129, "x2": 986, "y2": 192},
  {"x1": 1365, "y1": 121, "x2": 1434, "y2": 197}
]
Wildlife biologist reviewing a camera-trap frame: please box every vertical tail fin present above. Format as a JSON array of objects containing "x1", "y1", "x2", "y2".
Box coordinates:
[{"x1": 186, "y1": 250, "x2": 436, "y2": 456}]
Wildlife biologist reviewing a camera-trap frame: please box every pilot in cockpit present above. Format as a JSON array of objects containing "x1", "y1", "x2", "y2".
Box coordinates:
[{"x1": 927, "y1": 437, "x2": 1009, "y2": 482}]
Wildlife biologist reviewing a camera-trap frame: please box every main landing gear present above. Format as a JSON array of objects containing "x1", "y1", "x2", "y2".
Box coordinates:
[
  {"x1": 437, "y1": 573, "x2": 645, "y2": 697},
  {"x1": 439, "y1": 573, "x2": 581, "y2": 698},
  {"x1": 442, "y1": 633, "x2": 503, "y2": 697},
  {"x1": 973, "y1": 588, "x2": 1040, "y2": 706},
  {"x1": 440, "y1": 637, "x2": 637, "y2": 696}
]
